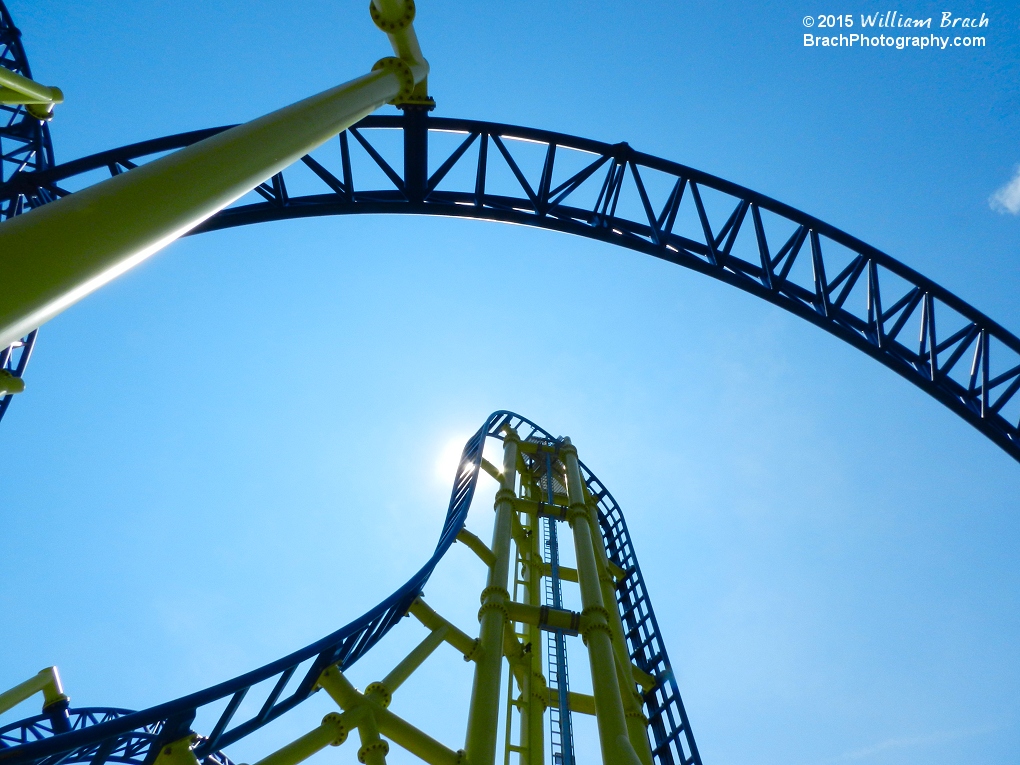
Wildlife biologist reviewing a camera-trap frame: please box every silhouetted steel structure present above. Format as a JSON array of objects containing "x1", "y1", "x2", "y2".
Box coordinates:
[
  {"x1": 3, "y1": 112, "x2": 1020, "y2": 462},
  {"x1": 0, "y1": 1, "x2": 54, "y2": 420}
]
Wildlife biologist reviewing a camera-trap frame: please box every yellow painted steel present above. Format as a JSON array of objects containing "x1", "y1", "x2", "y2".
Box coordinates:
[
  {"x1": 0, "y1": 667, "x2": 68, "y2": 717},
  {"x1": 380, "y1": 624, "x2": 449, "y2": 694},
  {"x1": 544, "y1": 688, "x2": 597, "y2": 716},
  {"x1": 463, "y1": 428, "x2": 519, "y2": 765},
  {"x1": 0, "y1": 0, "x2": 428, "y2": 350},
  {"x1": 561, "y1": 439, "x2": 643, "y2": 765},
  {"x1": 250, "y1": 713, "x2": 353, "y2": 765},
  {"x1": 0, "y1": 369, "x2": 25, "y2": 395},
  {"x1": 0, "y1": 66, "x2": 62, "y2": 120},
  {"x1": 480, "y1": 458, "x2": 502, "y2": 483},
  {"x1": 317, "y1": 666, "x2": 463, "y2": 765},
  {"x1": 457, "y1": 528, "x2": 496, "y2": 567},
  {"x1": 408, "y1": 597, "x2": 480, "y2": 660},
  {"x1": 585, "y1": 488, "x2": 655, "y2": 765},
  {"x1": 150, "y1": 735, "x2": 201, "y2": 765}
]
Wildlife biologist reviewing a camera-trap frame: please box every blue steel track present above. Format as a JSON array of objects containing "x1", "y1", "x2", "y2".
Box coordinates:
[
  {"x1": 0, "y1": 412, "x2": 701, "y2": 765},
  {"x1": 3, "y1": 112, "x2": 1020, "y2": 463}
]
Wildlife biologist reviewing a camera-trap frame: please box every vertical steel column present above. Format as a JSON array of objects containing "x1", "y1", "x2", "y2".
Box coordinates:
[
  {"x1": 560, "y1": 439, "x2": 640, "y2": 765},
  {"x1": 402, "y1": 107, "x2": 428, "y2": 204},
  {"x1": 356, "y1": 712, "x2": 389, "y2": 765},
  {"x1": 464, "y1": 429, "x2": 520, "y2": 765},
  {"x1": 588, "y1": 494, "x2": 654, "y2": 765}
]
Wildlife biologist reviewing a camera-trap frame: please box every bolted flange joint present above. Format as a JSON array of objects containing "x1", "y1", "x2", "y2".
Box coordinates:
[
  {"x1": 463, "y1": 637, "x2": 482, "y2": 662},
  {"x1": 369, "y1": 0, "x2": 415, "y2": 33},
  {"x1": 364, "y1": 682, "x2": 391, "y2": 709},
  {"x1": 357, "y1": 740, "x2": 389, "y2": 763},
  {"x1": 579, "y1": 605, "x2": 614, "y2": 645},
  {"x1": 322, "y1": 713, "x2": 349, "y2": 746},
  {"x1": 371, "y1": 57, "x2": 415, "y2": 105},
  {"x1": 625, "y1": 707, "x2": 650, "y2": 725},
  {"x1": 494, "y1": 487, "x2": 516, "y2": 505},
  {"x1": 477, "y1": 586, "x2": 510, "y2": 622},
  {"x1": 565, "y1": 503, "x2": 589, "y2": 525}
]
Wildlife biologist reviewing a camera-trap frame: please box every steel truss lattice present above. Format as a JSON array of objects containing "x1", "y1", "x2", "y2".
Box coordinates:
[
  {"x1": 0, "y1": 0, "x2": 53, "y2": 423},
  {"x1": 3, "y1": 112, "x2": 1019, "y2": 462}
]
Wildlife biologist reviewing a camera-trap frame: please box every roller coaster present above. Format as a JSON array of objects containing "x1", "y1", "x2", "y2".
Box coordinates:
[{"x1": 1, "y1": 3, "x2": 1018, "y2": 765}]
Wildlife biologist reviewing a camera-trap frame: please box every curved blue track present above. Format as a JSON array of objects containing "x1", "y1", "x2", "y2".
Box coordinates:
[
  {"x1": 0, "y1": 412, "x2": 701, "y2": 765},
  {"x1": 4, "y1": 114, "x2": 1020, "y2": 463}
]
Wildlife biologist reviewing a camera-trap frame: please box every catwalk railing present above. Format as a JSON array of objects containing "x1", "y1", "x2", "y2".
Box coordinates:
[
  {"x1": 3, "y1": 114, "x2": 1019, "y2": 462},
  {"x1": 0, "y1": 411, "x2": 702, "y2": 765}
]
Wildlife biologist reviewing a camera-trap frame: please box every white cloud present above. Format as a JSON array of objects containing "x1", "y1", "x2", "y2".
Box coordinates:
[{"x1": 989, "y1": 166, "x2": 1020, "y2": 214}]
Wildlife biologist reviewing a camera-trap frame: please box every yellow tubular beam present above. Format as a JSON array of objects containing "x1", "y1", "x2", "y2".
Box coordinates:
[
  {"x1": 151, "y1": 735, "x2": 201, "y2": 765},
  {"x1": 541, "y1": 562, "x2": 578, "y2": 583},
  {"x1": 0, "y1": 23, "x2": 429, "y2": 349},
  {"x1": 561, "y1": 438, "x2": 641, "y2": 765},
  {"x1": 544, "y1": 688, "x2": 597, "y2": 717},
  {"x1": 0, "y1": 667, "x2": 68, "y2": 716},
  {"x1": 457, "y1": 528, "x2": 496, "y2": 567},
  {"x1": 381, "y1": 624, "x2": 449, "y2": 693},
  {"x1": 318, "y1": 663, "x2": 461, "y2": 765},
  {"x1": 408, "y1": 598, "x2": 478, "y2": 659},
  {"x1": 503, "y1": 601, "x2": 580, "y2": 633},
  {"x1": 355, "y1": 711, "x2": 389, "y2": 765},
  {"x1": 317, "y1": 666, "x2": 362, "y2": 710},
  {"x1": 0, "y1": 67, "x2": 63, "y2": 105},
  {"x1": 0, "y1": 369, "x2": 25, "y2": 396},
  {"x1": 464, "y1": 429, "x2": 519, "y2": 765},
  {"x1": 370, "y1": 0, "x2": 429, "y2": 82},
  {"x1": 595, "y1": 527, "x2": 654, "y2": 765},
  {"x1": 251, "y1": 713, "x2": 353, "y2": 765},
  {"x1": 480, "y1": 458, "x2": 502, "y2": 483},
  {"x1": 374, "y1": 706, "x2": 463, "y2": 765}
]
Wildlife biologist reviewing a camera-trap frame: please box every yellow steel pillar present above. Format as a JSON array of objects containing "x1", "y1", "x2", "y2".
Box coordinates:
[
  {"x1": 464, "y1": 428, "x2": 520, "y2": 765},
  {"x1": 560, "y1": 439, "x2": 641, "y2": 765},
  {"x1": 355, "y1": 711, "x2": 389, "y2": 765},
  {"x1": 588, "y1": 494, "x2": 654, "y2": 765}
]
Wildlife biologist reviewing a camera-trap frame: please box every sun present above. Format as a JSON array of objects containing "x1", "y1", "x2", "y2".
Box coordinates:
[{"x1": 435, "y1": 435, "x2": 469, "y2": 485}]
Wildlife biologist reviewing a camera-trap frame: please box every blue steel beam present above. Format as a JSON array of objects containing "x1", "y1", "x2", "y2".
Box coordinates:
[{"x1": 3, "y1": 114, "x2": 1019, "y2": 462}]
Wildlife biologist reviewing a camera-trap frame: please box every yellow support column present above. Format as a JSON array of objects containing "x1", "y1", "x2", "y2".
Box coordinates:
[
  {"x1": 560, "y1": 439, "x2": 641, "y2": 765},
  {"x1": 589, "y1": 495, "x2": 654, "y2": 765},
  {"x1": 464, "y1": 428, "x2": 520, "y2": 765},
  {"x1": 355, "y1": 711, "x2": 389, "y2": 765}
]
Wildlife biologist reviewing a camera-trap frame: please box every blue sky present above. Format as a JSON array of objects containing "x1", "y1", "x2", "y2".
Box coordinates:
[{"x1": 2, "y1": 1, "x2": 1019, "y2": 764}]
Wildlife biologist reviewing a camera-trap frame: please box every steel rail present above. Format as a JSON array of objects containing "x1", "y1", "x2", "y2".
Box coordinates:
[
  {"x1": 0, "y1": 411, "x2": 700, "y2": 765},
  {"x1": 3, "y1": 114, "x2": 1018, "y2": 462}
]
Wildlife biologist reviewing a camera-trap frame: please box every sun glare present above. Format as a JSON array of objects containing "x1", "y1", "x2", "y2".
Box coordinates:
[{"x1": 435, "y1": 436, "x2": 468, "y2": 485}]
